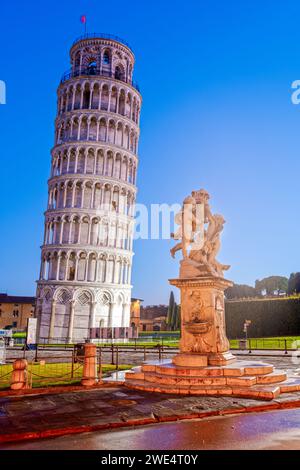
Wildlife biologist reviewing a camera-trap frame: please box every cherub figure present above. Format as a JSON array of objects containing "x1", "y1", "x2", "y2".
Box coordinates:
[{"x1": 170, "y1": 188, "x2": 230, "y2": 277}]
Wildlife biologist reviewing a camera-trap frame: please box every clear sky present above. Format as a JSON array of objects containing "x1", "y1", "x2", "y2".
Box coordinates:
[{"x1": 1, "y1": 0, "x2": 300, "y2": 305}]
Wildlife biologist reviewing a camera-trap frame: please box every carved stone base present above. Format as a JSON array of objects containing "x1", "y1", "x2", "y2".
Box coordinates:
[
  {"x1": 173, "y1": 351, "x2": 236, "y2": 367},
  {"x1": 208, "y1": 351, "x2": 236, "y2": 366},
  {"x1": 169, "y1": 275, "x2": 233, "y2": 365},
  {"x1": 173, "y1": 353, "x2": 208, "y2": 367}
]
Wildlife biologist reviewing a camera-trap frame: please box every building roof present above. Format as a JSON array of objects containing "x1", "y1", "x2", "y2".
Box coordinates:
[
  {"x1": 0, "y1": 293, "x2": 142, "y2": 305},
  {"x1": 0, "y1": 293, "x2": 35, "y2": 304}
]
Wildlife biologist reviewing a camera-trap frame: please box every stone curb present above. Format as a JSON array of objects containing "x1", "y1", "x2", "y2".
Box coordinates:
[
  {"x1": 0, "y1": 382, "x2": 116, "y2": 399},
  {"x1": 1, "y1": 397, "x2": 300, "y2": 444}
]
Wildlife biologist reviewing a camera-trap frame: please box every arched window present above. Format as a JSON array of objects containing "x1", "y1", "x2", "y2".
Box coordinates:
[
  {"x1": 115, "y1": 66, "x2": 122, "y2": 80},
  {"x1": 103, "y1": 52, "x2": 110, "y2": 65},
  {"x1": 87, "y1": 60, "x2": 97, "y2": 75}
]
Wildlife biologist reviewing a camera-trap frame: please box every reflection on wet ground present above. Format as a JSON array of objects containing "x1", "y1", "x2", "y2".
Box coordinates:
[{"x1": 3, "y1": 408, "x2": 300, "y2": 450}]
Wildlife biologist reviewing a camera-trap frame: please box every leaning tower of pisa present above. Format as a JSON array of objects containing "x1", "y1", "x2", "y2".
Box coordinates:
[{"x1": 36, "y1": 34, "x2": 141, "y2": 343}]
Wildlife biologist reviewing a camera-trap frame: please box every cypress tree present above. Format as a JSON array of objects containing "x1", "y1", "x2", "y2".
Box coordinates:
[
  {"x1": 166, "y1": 291, "x2": 175, "y2": 329},
  {"x1": 172, "y1": 304, "x2": 181, "y2": 331},
  {"x1": 170, "y1": 301, "x2": 178, "y2": 330}
]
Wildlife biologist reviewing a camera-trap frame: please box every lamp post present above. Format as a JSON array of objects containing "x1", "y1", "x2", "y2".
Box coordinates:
[{"x1": 243, "y1": 319, "x2": 252, "y2": 352}]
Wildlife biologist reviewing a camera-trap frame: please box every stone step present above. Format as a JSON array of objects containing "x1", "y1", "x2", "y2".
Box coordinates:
[
  {"x1": 256, "y1": 370, "x2": 287, "y2": 385},
  {"x1": 143, "y1": 372, "x2": 259, "y2": 388},
  {"x1": 144, "y1": 373, "x2": 227, "y2": 387},
  {"x1": 280, "y1": 377, "x2": 300, "y2": 393},
  {"x1": 125, "y1": 371, "x2": 145, "y2": 381},
  {"x1": 153, "y1": 364, "x2": 225, "y2": 377},
  {"x1": 125, "y1": 379, "x2": 280, "y2": 400},
  {"x1": 142, "y1": 360, "x2": 274, "y2": 378}
]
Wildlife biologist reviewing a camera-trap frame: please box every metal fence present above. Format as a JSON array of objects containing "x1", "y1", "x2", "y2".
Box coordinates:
[
  {"x1": 2, "y1": 337, "x2": 300, "y2": 391},
  {"x1": 0, "y1": 344, "x2": 175, "y2": 391},
  {"x1": 0, "y1": 348, "x2": 85, "y2": 390},
  {"x1": 230, "y1": 337, "x2": 300, "y2": 352}
]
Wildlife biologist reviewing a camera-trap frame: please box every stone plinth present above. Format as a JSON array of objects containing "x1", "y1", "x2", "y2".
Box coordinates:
[{"x1": 170, "y1": 275, "x2": 235, "y2": 367}]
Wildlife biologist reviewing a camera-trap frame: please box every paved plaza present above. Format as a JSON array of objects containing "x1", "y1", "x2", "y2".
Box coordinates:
[
  {"x1": 1, "y1": 355, "x2": 300, "y2": 446},
  {"x1": 4, "y1": 408, "x2": 300, "y2": 450}
]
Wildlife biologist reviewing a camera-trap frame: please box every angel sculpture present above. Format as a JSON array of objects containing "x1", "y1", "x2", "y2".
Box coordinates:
[{"x1": 170, "y1": 189, "x2": 230, "y2": 277}]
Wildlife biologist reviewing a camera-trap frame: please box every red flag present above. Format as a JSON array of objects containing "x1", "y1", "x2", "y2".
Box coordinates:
[{"x1": 80, "y1": 15, "x2": 86, "y2": 24}]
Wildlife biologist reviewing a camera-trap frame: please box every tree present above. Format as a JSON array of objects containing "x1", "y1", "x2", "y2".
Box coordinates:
[
  {"x1": 255, "y1": 276, "x2": 288, "y2": 295},
  {"x1": 166, "y1": 291, "x2": 175, "y2": 330},
  {"x1": 225, "y1": 284, "x2": 257, "y2": 300},
  {"x1": 288, "y1": 273, "x2": 300, "y2": 295},
  {"x1": 170, "y1": 301, "x2": 178, "y2": 331},
  {"x1": 166, "y1": 291, "x2": 181, "y2": 331},
  {"x1": 175, "y1": 305, "x2": 181, "y2": 331}
]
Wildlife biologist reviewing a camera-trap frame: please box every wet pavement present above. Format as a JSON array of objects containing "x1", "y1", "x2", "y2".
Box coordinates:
[
  {"x1": 3, "y1": 408, "x2": 300, "y2": 450},
  {"x1": 1, "y1": 355, "x2": 300, "y2": 447},
  {"x1": 1, "y1": 382, "x2": 300, "y2": 446}
]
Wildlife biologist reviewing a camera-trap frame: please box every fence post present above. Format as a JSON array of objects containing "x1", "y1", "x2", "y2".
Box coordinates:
[
  {"x1": 81, "y1": 343, "x2": 97, "y2": 387},
  {"x1": 111, "y1": 344, "x2": 115, "y2": 365},
  {"x1": 116, "y1": 345, "x2": 119, "y2": 370},
  {"x1": 134, "y1": 338, "x2": 137, "y2": 351},
  {"x1": 158, "y1": 344, "x2": 162, "y2": 361},
  {"x1": 249, "y1": 339, "x2": 252, "y2": 354},
  {"x1": 11, "y1": 359, "x2": 28, "y2": 390},
  {"x1": 284, "y1": 339, "x2": 288, "y2": 354},
  {"x1": 71, "y1": 347, "x2": 75, "y2": 378},
  {"x1": 98, "y1": 347, "x2": 102, "y2": 382},
  {"x1": 144, "y1": 345, "x2": 146, "y2": 362},
  {"x1": 34, "y1": 344, "x2": 39, "y2": 363}
]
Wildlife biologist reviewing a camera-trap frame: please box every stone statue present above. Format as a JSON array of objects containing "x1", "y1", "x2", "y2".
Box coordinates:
[{"x1": 170, "y1": 189, "x2": 230, "y2": 278}]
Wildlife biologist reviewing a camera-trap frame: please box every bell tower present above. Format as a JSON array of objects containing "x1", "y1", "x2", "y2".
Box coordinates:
[{"x1": 36, "y1": 34, "x2": 141, "y2": 343}]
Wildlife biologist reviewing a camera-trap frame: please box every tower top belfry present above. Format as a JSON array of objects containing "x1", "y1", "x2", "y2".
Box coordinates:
[{"x1": 62, "y1": 33, "x2": 140, "y2": 93}]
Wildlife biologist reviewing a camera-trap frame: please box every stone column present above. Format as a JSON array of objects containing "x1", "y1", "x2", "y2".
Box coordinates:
[
  {"x1": 59, "y1": 221, "x2": 64, "y2": 244},
  {"x1": 98, "y1": 88, "x2": 102, "y2": 110},
  {"x1": 39, "y1": 258, "x2": 44, "y2": 280},
  {"x1": 122, "y1": 303, "x2": 131, "y2": 327},
  {"x1": 67, "y1": 300, "x2": 75, "y2": 343},
  {"x1": 77, "y1": 220, "x2": 82, "y2": 244},
  {"x1": 81, "y1": 343, "x2": 97, "y2": 386},
  {"x1": 48, "y1": 300, "x2": 57, "y2": 341},
  {"x1": 74, "y1": 256, "x2": 79, "y2": 281}
]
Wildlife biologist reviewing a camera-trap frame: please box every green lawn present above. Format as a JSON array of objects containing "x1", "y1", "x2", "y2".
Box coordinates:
[
  {"x1": 0, "y1": 362, "x2": 132, "y2": 390},
  {"x1": 230, "y1": 336, "x2": 300, "y2": 350}
]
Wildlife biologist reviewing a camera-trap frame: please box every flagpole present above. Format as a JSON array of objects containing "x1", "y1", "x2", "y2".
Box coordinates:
[{"x1": 80, "y1": 15, "x2": 87, "y2": 35}]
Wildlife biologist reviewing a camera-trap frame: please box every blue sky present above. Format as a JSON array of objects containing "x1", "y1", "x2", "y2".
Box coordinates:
[{"x1": 0, "y1": 0, "x2": 300, "y2": 305}]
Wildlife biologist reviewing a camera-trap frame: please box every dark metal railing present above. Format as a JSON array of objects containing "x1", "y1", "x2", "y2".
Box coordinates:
[
  {"x1": 72, "y1": 33, "x2": 133, "y2": 52},
  {"x1": 61, "y1": 66, "x2": 140, "y2": 92}
]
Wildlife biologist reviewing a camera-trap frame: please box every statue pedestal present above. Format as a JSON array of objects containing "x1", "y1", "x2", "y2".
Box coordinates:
[
  {"x1": 170, "y1": 275, "x2": 235, "y2": 367},
  {"x1": 124, "y1": 188, "x2": 300, "y2": 400},
  {"x1": 124, "y1": 274, "x2": 300, "y2": 400}
]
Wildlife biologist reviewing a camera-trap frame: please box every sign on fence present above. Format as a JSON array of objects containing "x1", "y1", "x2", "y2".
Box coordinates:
[
  {"x1": 0, "y1": 339, "x2": 6, "y2": 364},
  {"x1": 89, "y1": 326, "x2": 138, "y2": 340},
  {"x1": 26, "y1": 318, "x2": 37, "y2": 345},
  {"x1": 0, "y1": 329, "x2": 12, "y2": 338}
]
